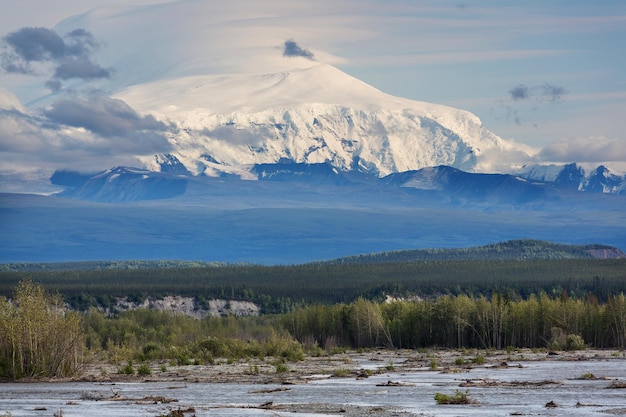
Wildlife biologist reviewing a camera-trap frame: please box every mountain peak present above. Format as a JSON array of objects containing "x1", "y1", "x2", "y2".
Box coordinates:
[
  {"x1": 114, "y1": 62, "x2": 526, "y2": 177},
  {"x1": 118, "y1": 63, "x2": 417, "y2": 116},
  {"x1": 45, "y1": 2, "x2": 534, "y2": 179}
]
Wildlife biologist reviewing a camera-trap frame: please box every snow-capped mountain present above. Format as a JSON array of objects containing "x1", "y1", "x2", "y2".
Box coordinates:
[
  {"x1": 517, "y1": 163, "x2": 626, "y2": 194},
  {"x1": 2, "y1": 1, "x2": 622, "y2": 196},
  {"x1": 119, "y1": 62, "x2": 532, "y2": 178},
  {"x1": 11, "y1": 3, "x2": 526, "y2": 180}
]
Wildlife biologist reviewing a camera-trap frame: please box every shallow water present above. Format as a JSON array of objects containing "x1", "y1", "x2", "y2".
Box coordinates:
[{"x1": 1, "y1": 359, "x2": 625, "y2": 416}]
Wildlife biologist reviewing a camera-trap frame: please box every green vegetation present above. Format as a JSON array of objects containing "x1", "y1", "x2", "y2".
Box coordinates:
[
  {"x1": 472, "y1": 355, "x2": 485, "y2": 365},
  {"x1": 2, "y1": 240, "x2": 619, "y2": 274},
  {"x1": 0, "y1": 280, "x2": 83, "y2": 379},
  {"x1": 1, "y1": 240, "x2": 625, "y2": 381},
  {"x1": 326, "y1": 240, "x2": 622, "y2": 263},
  {"x1": 282, "y1": 294, "x2": 626, "y2": 349},
  {"x1": 434, "y1": 390, "x2": 473, "y2": 405},
  {"x1": 1, "y1": 257, "x2": 625, "y2": 314},
  {"x1": 118, "y1": 361, "x2": 135, "y2": 375}
]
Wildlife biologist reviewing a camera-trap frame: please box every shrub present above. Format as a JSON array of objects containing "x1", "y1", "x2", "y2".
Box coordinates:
[
  {"x1": 434, "y1": 390, "x2": 473, "y2": 405},
  {"x1": 274, "y1": 361, "x2": 289, "y2": 373},
  {"x1": 549, "y1": 327, "x2": 567, "y2": 350},
  {"x1": 118, "y1": 361, "x2": 135, "y2": 375},
  {"x1": 142, "y1": 343, "x2": 161, "y2": 360},
  {"x1": 332, "y1": 368, "x2": 351, "y2": 377},
  {"x1": 472, "y1": 355, "x2": 485, "y2": 365},
  {"x1": 566, "y1": 334, "x2": 585, "y2": 351},
  {"x1": 137, "y1": 364, "x2": 151, "y2": 375},
  {"x1": 176, "y1": 355, "x2": 192, "y2": 366}
]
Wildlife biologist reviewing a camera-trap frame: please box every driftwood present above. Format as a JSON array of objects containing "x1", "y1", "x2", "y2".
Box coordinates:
[
  {"x1": 80, "y1": 389, "x2": 177, "y2": 404},
  {"x1": 607, "y1": 380, "x2": 626, "y2": 389},
  {"x1": 376, "y1": 380, "x2": 415, "y2": 387},
  {"x1": 249, "y1": 387, "x2": 291, "y2": 394},
  {"x1": 460, "y1": 378, "x2": 562, "y2": 387},
  {"x1": 133, "y1": 395, "x2": 179, "y2": 404},
  {"x1": 259, "y1": 401, "x2": 274, "y2": 409}
]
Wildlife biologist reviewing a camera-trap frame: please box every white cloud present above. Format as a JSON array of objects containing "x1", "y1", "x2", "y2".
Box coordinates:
[
  {"x1": 537, "y1": 136, "x2": 626, "y2": 163},
  {"x1": 0, "y1": 89, "x2": 173, "y2": 172}
]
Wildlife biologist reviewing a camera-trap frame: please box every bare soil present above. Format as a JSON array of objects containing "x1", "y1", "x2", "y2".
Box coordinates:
[{"x1": 74, "y1": 348, "x2": 624, "y2": 385}]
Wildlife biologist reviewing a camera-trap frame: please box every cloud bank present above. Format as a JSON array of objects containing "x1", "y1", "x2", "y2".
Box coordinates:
[
  {"x1": 537, "y1": 136, "x2": 626, "y2": 163},
  {"x1": 0, "y1": 88, "x2": 174, "y2": 172},
  {"x1": 1, "y1": 26, "x2": 111, "y2": 91}
]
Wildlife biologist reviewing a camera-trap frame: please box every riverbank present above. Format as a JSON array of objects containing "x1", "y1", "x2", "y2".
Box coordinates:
[
  {"x1": 4, "y1": 349, "x2": 626, "y2": 417},
  {"x1": 73, "y1": 348, "x2": 625, "y2": 385}
]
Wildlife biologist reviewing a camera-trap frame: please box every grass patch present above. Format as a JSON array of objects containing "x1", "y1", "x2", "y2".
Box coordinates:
[
  {"x1": 434, "y1": 390, "x2": 474, "y2": 405},
  {"x1": 332, "y1": 368, "x2": 351, "y2": 377},
  {"x1": 137, "y1": 364, "x2": 151, "y2": 375},
  {"x1": 472, "y1": 355, "x2": 485, "y2": 365},
  {"x1": 118, "y1": 361, "x2": 135, "y2": 375}
]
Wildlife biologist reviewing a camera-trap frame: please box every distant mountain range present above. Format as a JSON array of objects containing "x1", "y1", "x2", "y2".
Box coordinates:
[
  {"x1": 51, "y1": 160, "x2": 625, "y2": 204},
  {"x1": 2, "y1": 239, "x2": 623, "y2": 272},
  {"x1": 1, "y1": 2, "x2": 625, "y2": 265}
]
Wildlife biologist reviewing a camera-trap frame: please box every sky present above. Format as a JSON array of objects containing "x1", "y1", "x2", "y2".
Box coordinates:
[{"x1": 1, "y1": 0, "x2": 625, "y2": 175}]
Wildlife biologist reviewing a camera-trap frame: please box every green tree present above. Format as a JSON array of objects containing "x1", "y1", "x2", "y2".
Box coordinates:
[
  {"x1": 605, "y1": 293, "x2": 626, "y2": 348},
  {"x1": 0, "y1": 280, "x2": 83, "y2": 379}
]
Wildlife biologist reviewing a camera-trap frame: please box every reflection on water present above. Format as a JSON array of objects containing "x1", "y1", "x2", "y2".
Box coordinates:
[{"x1": 1, "y1": 359, "x2": 625, "y2": 416}]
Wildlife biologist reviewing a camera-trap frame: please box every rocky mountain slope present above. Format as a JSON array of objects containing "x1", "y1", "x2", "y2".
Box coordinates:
[{"x1": 118, "y1": 63, "x2": 530, "y2": 178}]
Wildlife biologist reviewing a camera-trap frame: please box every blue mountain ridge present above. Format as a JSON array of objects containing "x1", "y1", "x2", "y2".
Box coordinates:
[
  {"x1": 53, "y1": 162, "x2": 625, "y2": 204},
  {"x1": 0, "y1": 162, "x2": 623, "y2": 264}
]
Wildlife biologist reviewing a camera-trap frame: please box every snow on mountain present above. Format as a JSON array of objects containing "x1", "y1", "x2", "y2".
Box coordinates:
[
  {"x1": 40, "y1": 3, "x2": 534, "y2": 178},
  {"x1": 118, "y1": 62, "x2": 533, "y2": 177},
  {"x1": 5, "y1": 1, "x2": 619, "y2": 194},
  {"x1": 517, "y1": 163, "x2": 626, "y2": 194}
]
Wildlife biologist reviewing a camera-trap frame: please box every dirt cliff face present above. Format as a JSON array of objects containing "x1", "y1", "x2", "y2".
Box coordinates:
[
  {"x1": 110, "y1": 296, "x2": 260, "y2": 318},
  {"x1": 586, "y1": 248, "x2": 626, "y2": 259}
]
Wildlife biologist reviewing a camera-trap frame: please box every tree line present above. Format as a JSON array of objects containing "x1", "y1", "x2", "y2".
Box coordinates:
[
  {"x1": 282, "y1": 293, "x2": 626, "y2": 350},
  {"x1": 1, "y1": 258, "x2": 625, "y2": 313},
  {"x1": 2, "y1": 280, "x2": 625, "y2": 380},
  {"x1": 0, "y1": 280, "x2": 83, "y2": 379}
]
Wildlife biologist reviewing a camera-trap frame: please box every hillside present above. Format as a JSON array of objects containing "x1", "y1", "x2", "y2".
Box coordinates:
[
  {"x1": 2, "y1": 240, "x2": 622, "y2": 273},
  {"x1": 324, "y1": 239, "x2": 626, "y2": 264}
]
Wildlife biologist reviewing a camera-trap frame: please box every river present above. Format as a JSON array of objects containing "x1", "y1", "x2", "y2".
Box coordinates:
[{"x1": 1, "y1": 356, "x2": 625, "y2": 416}]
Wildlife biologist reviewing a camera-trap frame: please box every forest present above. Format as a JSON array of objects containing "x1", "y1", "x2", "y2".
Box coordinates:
[
  {"x1": 1, "y1": 258, "x2": 625, "y2": 313},
  {"x1": 1, "y1": 279, "x2": 625, "y2": 380},
  {"x1": 1, "y1": 240, "x2": 625, "y2": 379}
]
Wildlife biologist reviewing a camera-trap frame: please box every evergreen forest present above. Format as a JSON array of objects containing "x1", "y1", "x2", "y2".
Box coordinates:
[{"x1": 1, "y1": 240, "x2": 625, "y2": 380}]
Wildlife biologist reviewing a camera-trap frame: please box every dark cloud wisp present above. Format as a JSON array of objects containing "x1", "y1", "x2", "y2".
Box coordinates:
[
  {"x1": 0, "y1": 90, "x2": 176, "y2": 171},
  {"x1": 540, "y1": 83, "x2": 567, "y2": 102},
  {"x1": 508, "y1": 82, "x2": 568, "y2": 102},
  {"x1": 283, "y1": 39, "x2": 315, "y2": 60},
  {"x1": 53, "y1": 56, "x2": 111, "y2": 80},
  {"x1": 3, "y1": 27, "x2": 65, "y2": 63},
  {"x1": 1, "y1": 26, "x2": 111, "y2": 88},
  {"x1": 509, "y1": 84, "x2": 530, "y2": 101},
  {"x1": 44, "y1": 94, "x2": 171, "y2": 138}
]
